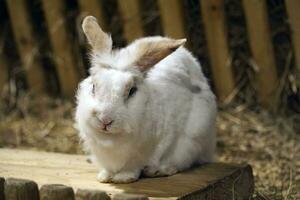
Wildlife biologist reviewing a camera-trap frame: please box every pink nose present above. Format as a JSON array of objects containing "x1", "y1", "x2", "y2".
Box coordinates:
[{"x1": 100, "y1": 118, "x2": 113, "y2": 130}]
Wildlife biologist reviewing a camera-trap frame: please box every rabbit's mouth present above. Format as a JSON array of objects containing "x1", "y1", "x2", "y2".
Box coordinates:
[
  {"x1": 89, "y1": 117, "x2": 130, "y2": 135},
  {"x1": 94, "y1": 123, "x2": 125, "y2": 135},
  {"x1": 95, "y1": 124, "x2": 114, "y2": 134}
]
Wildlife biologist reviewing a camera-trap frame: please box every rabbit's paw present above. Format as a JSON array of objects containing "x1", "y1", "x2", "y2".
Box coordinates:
[
  {"x1": 97, "y1": 169, "x2": 113, "y2": 183},
  {"x1": 159, "y1": 165, "x2": 178, "y2": 176},
  {"x1": 143, "y1": 165, "x2": 178, "y2": 177},
  {"x1": 143, "y1": 166, "x2": 160, "y2": 177},
  {"x1": 111, "y1": 170, "x2": 140, "y2": 183}
]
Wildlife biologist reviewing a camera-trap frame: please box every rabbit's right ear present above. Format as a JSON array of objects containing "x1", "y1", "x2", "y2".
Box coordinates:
[{"x1": 82, "y1": 16, "x2": 112, "y2": 54}]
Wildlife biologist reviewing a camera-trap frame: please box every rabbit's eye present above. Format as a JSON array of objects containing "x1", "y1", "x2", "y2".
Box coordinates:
[
  {"x1": 92, "y1": 84, "x2": 95, "y2": 95},
  {"x1": 128, "y1": 86, "x2": 138, "y2": 99}
]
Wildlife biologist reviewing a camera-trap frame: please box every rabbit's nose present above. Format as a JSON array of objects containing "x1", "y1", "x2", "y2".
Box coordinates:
[
  {"x1": 100, "y1": 117, "x2": 113, "y2": 130},
  {"x1": 102, "y1": 118, "x2": 113, "y2": 126}
]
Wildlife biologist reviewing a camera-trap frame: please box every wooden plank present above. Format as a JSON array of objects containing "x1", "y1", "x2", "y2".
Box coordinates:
[
  {"x1": 200, "y1": 0, "x2": 235, "y2": 103},
  {"x1": 157, "y1": 0, "x2": 186, "y2": 39},
  {"x1": 41, "y1": 0, "x2": 80, "y2": 97},
  {"x1": 78, "y1": 0, "x2": 107, "y2": 30},
  {"x1": 5, "y1": 0, "x2": 46, "y2": 92},
  {"x1": 117, "y1": 0, "x2": 144, "y2": 43},
  {"x1": 4, "y1": 178, "x2": 39, "y2": 200},
  {"x1": 285, "y1": 0, "x2": 300, "y2": 71},
  {"x1": 40, "y1": 184, "x2": 75, "y2": 200},
  {"x1": 242, "y1": 0, "x2": 278, "y2": 108},
  {"x1": 0, "y1": 148, "x2": 254, "y2": 199}
]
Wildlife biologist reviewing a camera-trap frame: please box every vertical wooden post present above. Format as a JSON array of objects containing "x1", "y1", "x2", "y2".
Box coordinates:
[
  {"x1": 40, "y1": 184, "x2": 75, "y2": 200},
  {"x1": 76, "y1": 189, "x2": 110, "y2": 200},
  {"x1": 117, "y1": 0, "x2": 144, "y2": 43},
  {"x1": 201, "y1": 0, "x2": 235, "y2": 103},
  {"x1": 4, "y1": 178, "x2": 39, "y2": 200},
  {"x1": 157, "y1": 0, "x2": 186, "y2": 39},
  {"x1": 285, "y1": 0, "x2": 300, "y2": 71},
  {"x1": 78, "y1": 0, "x2": 107, "y2": 30},
  {"x1": 5, "y1": 0, "x2": 46, "y2": 92},
  {"x1": 113, "y1": 193, "x2": 148, "y2": 200},
  {"x1": 0, "y1": 57, "x2": 8, "y2": 92},
  {"x1": 41, "y1": 0, "x2": 80, "y2": 97},
  {"x1": 242, "y1": 0, "x2": 278, "y2": 108},
  {"x1": 0, "y1": 177, "x2": 4, "y2": 200},
  {"x1": 0, "y1": 33, "x2": 8, "y2": 92}
]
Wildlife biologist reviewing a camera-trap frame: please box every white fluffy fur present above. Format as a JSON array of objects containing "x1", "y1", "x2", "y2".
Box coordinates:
[{"x1": 75, "y1": 17, "x2": 217, "y2": 183}]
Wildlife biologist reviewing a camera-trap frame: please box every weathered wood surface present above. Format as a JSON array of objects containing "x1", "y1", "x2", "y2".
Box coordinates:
[
  {"x1": 76, "y1": 188, "x2": 110, "y2": 200},
  {"x1": 0, "y1": 177, "x2": 4, "y2": 200},
  {"x1": 200, "y1": 0, "x2": 235, "y2": 103},
  {"x1": 242, "y1": 0, "x2": 278, "y2": 109},
  {"x1": 112, "y1": 193, "x2": 148, "y2": 200},
  {"x1": 285, "y1": 0, "x2": 300, "y2": 71},
  {"x1": 4, "y1": 178, "x2": 39, "y2": 200},
  {"x1": 78, "y1": 0, "x2": 107, "y2": 30},
  {"x1": 0, "y1": 148, "x2": 254, "y2": 199},
  {"x1": 0, "y1": 24, "x2": 8, "y2": 93},
  {"x1": 41, "y1": 0, "x2": 80, "y2": 97},
  {"x1": 118, "y1": 0, "x2": 144, "y2": 43},
  {"x1": 40, "y1": 184, "x2": 74, "y2": 200},
  {"x1": 0, "y1": 51, "x2": 8, "y2": 93},
  {"x1": 157, "y1": 0, "x2": 186, "y2": 39},
  {"x1": 6, "y1": 0, "x2": 46, "y2": 92}
]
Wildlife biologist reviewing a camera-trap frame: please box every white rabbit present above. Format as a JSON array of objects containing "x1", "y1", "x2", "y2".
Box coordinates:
[{"x1": 75, "y1": 16, "x2": 217, "y2": 183}]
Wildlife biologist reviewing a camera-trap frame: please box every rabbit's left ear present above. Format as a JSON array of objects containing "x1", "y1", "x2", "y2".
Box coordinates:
[
  {"x1": 82, "y1": 16, "x2": 112, "y2": 54},
  {"x1": 134, "y1": 38, "x2": 186, "y2": 73}
]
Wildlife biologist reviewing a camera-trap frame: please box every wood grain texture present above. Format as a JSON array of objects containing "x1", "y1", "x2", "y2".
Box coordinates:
[
  {"x1": 40, "y1": 184, "x2": 75, "y2": 200},
  {"x1": 200, "y1": 0, "x2": 235, "y2": 103},
  {"x1": 78, "y1": 0, "x2": 107, "y2": 30},
  {"x1": 112, "y1": 193, "x2": 148, "y2": 200},
  {"x1": 0, "y1": 148, "x2": 254, "y2": 200},
  {"x1": 0, "y1": 56, "x2": 8, "y2": 93},
  {"x1": 117, "y1": 0, "x2": 144, "y2": 43},
  {"x1": 41, "y1": 0, "x2": 80, "y2": 97},
  {"x1": 5, "y1": 0, "x2": 46, "y2": 92},
  {"x1": 76, "y1": 188, "x2": 110, "y2": 200},
  {"x1": 285, "y1": 0, "x2": 300, "y2": 71},
  {"x1": 0, "y1": 47, "x2": 8, "y2": 93},
  {"x1": 4, "y1": 178, "x2": 39, "y2": 200},
  {"x1": 242, "y1": 0, "x2": 278, "y2": 108},
  {"x1": 0, "y1": 24, "x2": 8, "y2": 93},
  {"x1": 157, "y1": 0, "x2": 186, "y2": 39},
  {"x1": 0, "y1": 177, "x2": 4, "y2": 200}
]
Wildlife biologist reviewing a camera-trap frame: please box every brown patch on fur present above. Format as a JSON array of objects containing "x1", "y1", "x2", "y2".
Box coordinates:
[
  {"x1": 135, "y1": 39, "x2": 186, "y2": 72},
  {"x1": 136, "y1": 48, "x2": 177, "y2": 72}
]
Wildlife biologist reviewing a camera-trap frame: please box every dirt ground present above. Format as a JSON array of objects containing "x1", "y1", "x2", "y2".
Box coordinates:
[
  {"x1": 0, "y1": 94, "x2": 299, "y2": 199},
  {"x1": 217, "y1": 106, "x2": 299, "y2": 200}
]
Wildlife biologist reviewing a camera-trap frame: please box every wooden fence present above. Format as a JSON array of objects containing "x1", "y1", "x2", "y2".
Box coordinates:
[
  {"x1": 0, "y1": 0, "x2": 299, "y2": 109},
  {"x1": 1, "y1": 177, "x2": 144, "y2": 200}
]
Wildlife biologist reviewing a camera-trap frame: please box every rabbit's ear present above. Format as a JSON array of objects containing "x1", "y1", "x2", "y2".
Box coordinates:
[
  {"x1": 134, "y1": 38, "x2": 186, "y2": 73},
  {"x1": 82, "y1": 16, "x2": 112, "y2": 53}
]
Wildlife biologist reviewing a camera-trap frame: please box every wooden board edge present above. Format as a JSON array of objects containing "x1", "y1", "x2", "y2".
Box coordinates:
[{"x1": 179, "y1": 165, "x2": 254, "y2": 199}]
